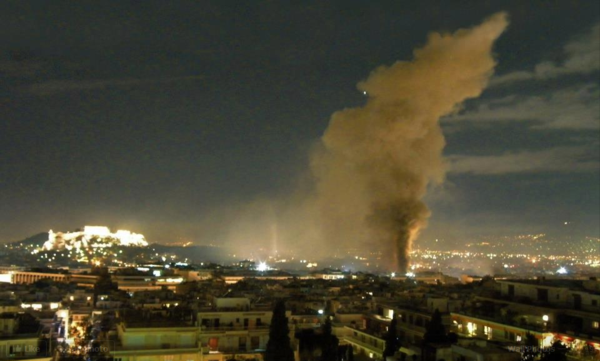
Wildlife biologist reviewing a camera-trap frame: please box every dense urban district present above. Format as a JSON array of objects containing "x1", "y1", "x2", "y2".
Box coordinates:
[{"x1": 0, "y1": 227, "x2": 599, "y2": 361}]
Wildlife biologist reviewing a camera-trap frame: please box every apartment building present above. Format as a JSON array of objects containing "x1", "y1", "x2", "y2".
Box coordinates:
[
  {"x1": 107, "y1": 297, "x2": 299, "y2": 361},
  {"x1": 109, "y1": 323, "x2": 202, "y2": 361},
  {"x1": 111, "y1": 275, "x2": 184, "y2": 293},
  {"x1": 337, "y1": 325, "x2": 385, "y2": 360},
  {"x1": 452, "y1": 278, "x2": 600, "y2": 357},
  {"x1": 0, "y1": 302, "x2": 50, "y2": 361},
  {"x1": 197, "y1": 298, "x2": 290, "y2": 360},
  {"x1": 0, "y1": 270, "x2": 97, "y2": 287}
]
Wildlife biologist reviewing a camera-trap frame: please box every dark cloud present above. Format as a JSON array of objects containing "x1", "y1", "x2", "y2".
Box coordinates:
[
  {"x1": 25, "y1": 75, "x2": 204, "y2": 96},
  {"x1": 447, "y1": 83, "x2": 600, "y2": 129},
  {"x1": 491, "y1": 23, "x2": 600, "y2": 85},
  {"x1": 448, "y1": 146, "x2": 599, "y2": 175}
]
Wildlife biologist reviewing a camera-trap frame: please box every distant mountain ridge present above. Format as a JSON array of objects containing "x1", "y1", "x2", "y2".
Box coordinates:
[{"x1": 11, "y1": 232, "x2": 48, "y2": 246}]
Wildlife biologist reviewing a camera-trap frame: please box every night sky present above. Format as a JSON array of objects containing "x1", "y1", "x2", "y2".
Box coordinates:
[{"x1": 1, "y1": 1, "x2": 599, "y2": 247}]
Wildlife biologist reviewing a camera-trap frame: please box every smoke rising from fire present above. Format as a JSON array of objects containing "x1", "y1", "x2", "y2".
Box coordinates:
[
  {"x1": 178, "y1": 13, "x2": 509, "y2": 272},
  {"x1": 308, "y1": 13, "x2": 509, "y2": 272}
]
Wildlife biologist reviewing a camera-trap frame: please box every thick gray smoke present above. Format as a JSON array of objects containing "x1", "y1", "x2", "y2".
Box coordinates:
[{"x1": 309, "y1": 13, "x2": 509, "y2": 272}]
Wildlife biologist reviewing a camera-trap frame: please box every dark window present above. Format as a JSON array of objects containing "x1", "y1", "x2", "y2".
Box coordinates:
[
  {"x1": 573, "y1": 294, "x2": 582, "y2": 310},
  {"x1": 508, "y1": 285, "x2": 515, "y2": 297},
  {"x1": 251, "y1": 336, "x2": 260, "y2": 349},
  {"x1": 537, "y1": 288, "x2": 548, "y2": 302}
]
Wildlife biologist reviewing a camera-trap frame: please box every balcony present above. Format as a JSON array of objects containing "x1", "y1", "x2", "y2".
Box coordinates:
[
  {"x1": 199, "y1": 325, "x2": 270, "y2": 333},
  {"x1": 396, "y1": 320, "x2": 427, "y2": 334},
  {"x1": 109, "y1": 342, "x2": 202, "y2": 353},
  {"x1": 345, "y1": 324, "x2": 385, "y2": 339},
  {"x1": 343, "y1": 334, "x2": 384, "y2": 355},
  {"x1": 452, "y1": 311, "x2": 548, "y2": 333},
  {"x1": 204, "y1": 347, "x2": 264, "y2": 354}
]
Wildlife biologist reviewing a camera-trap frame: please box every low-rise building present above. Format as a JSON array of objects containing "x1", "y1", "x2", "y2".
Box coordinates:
[
  {"x1": 197, "y1": 297, "x2": 295, "y2": 360},
  {"x1": 110, "y1": 322, "x2": 202, "y2": 361}
]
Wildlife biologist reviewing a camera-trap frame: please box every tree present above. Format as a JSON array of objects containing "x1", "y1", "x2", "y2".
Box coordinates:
[
  {"x1": 541, "y1": 340, "x2": 568, "y2": 361},
  {"x1": 321, "y1": 316, "x2": 339, "y2": 361},
  {"x1": 424, "y1": 309, "x2": 446, "y2": 344},
  {"x1": 32, "y1": 279, "x2": 53, "y2": 289},
  {"x1": 265, "y1": 300, "x2": 295, "y2": 361},
  {"x1": 296, "y1": 329, "x2": 318, "y2": 361},
  {"x1": 422, "y1": 309, "x2": 447, "y2": 361},
  {"x1": 346, "y1": 345, "x2": 354, "y2": 361},
  {"x1": 383, "y1": 315, "x2": 400, "y2": 359},
  {"x1": 446, "y1": 332, "x2": 458, "y2": 344},
  {"x1": 322, "y1": 315, "x2": 332, "y2": 337},
  {"x1": 325, "y1": 299, "x2": 336, "y2": 315},
  {"x1": 521, "y1": 333, "x2": 539, "y2": 361},
  {"x1": 93, "y1": 267, "x2": 117, "y2": 307}
]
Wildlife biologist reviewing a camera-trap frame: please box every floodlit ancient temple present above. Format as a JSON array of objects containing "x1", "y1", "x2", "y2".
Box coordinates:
[{"x1": 43, "y1": 225, "x2": 148, "y2": 251}]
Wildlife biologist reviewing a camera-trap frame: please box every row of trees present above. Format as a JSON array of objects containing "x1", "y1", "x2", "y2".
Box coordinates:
[
  {"x1": 265, "y1": 301, "x2": 448, "y2": 361},
  {"x1": 265, "y1": 300, "x2": 295, "y2": 361},
  {"x1": 266, "y1": 301, "x2": 575, "y2": 361},
  {"x1": 266, "y1": 300, "x2": 353, "y2": 361}
]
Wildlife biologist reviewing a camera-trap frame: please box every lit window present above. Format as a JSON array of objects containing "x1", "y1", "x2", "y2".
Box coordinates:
[
  {"x1": 516, "y1": 335, "x2": 522, "y2": 342},
  {"x1": 484, "y1": 325, "x2": 492, "y2": 339},
  {"x1": 593, "y1": 321, "x2": 599, "y2": 329},
  {"x1": 467, "y1": 322, "x2": 477, "y2": 336},
  {"x1": 387, "y1": 309, "x2": 394, "y2": 319}
]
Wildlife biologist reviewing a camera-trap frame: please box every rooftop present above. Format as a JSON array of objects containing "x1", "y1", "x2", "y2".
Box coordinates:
[
  {"x1": 499, "y1": 279, "x2": 600, "y2": 295},
  {"x1": 118, "y1": 309, "x2": 195, "y2": 328}
]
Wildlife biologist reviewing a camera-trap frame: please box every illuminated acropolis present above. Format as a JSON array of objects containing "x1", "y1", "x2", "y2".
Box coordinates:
[{"x1": 42, "y1": 226, "x2": 148, "y2": 251}]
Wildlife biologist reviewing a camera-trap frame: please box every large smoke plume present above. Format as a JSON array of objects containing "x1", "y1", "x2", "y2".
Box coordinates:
[
  {"x1": 309, "y1": 13, "x2": 509, "y2": 272},
  {"x1": 183, "y1": 13, "x2": 510, "y2": 273}
]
